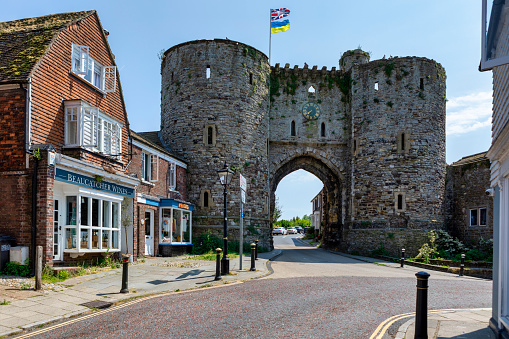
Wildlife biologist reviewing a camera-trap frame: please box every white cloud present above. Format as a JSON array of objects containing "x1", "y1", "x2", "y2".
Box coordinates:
[
  {"x1": 285, "y1": 169, "x2": 320, "y2": 183},
  {"x1": 446, "y1": 91, "x2": 492, "y2": 136}
]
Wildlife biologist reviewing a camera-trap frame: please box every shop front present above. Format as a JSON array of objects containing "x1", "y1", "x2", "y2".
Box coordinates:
[
  {"x1": 53, "y1": 156, "x2": 138, "y2": 262},
  {"x1": 137, "y1": 196, "x2": 193, "y2": 257}
]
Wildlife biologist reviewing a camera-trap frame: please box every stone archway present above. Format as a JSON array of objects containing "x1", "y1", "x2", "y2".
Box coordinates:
[{"x1": 269, "y1": 154, "x2": 345, "y2": 250}]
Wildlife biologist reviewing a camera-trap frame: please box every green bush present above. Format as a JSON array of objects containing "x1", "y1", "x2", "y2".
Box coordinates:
[
  {"x1": 371, "y1": 242, "x2": 390, "y2": 256},
  {"x1": 3, "y1": 260, "x2": 31, "y2": 277},
  {"x1": 192, "y1": 233, "x2": 256, "y2": 255}
]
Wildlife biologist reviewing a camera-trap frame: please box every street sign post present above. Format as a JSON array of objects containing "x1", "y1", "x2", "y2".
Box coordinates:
[{"x1": 239, "y1": 174, "x2": 247, "y2": 270}]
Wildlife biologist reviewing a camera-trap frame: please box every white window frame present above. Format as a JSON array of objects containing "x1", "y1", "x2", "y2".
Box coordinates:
[
  {"x1": 64, "y1": 101, "x2": 123, "y2": 159},
  {"x1": 169, "y1": 162, "x2": 176, "y2": 191},
  {"x1": 469, "y1": 207, "x2": 487, "y2": 226},
  {"x1": 71, "y1": 44, "x2": 117, "y2": 92},
  {"x1": 63, "y1": 192, "x2": 122, "y2": 253},
  {"x1": 480, "y1": 0, "x2": 509, "y2": 70},
  {"x1": 141, "y1": 153, "x2": 158, "y2": 182},
  {"x1": 159, "y1": 207, "x2": 192, "y2": 245}
]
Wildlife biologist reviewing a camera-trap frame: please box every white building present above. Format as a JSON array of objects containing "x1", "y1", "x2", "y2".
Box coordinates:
[{"x1": 481, "y1": 0, "x2": 509, "y2": 337}]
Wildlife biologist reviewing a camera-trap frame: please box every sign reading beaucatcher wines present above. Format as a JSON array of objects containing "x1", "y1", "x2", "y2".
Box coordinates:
[{"x1": 55, "y1": 168, "x2": 135, "y2": 198}]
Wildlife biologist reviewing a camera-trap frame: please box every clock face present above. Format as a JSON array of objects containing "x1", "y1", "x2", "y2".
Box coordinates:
[{"x1": 302, "y1": 102, "x2": 321, "y2": 120}]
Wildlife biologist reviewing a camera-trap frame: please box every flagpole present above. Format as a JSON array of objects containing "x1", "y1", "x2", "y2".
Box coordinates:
[
  {"x1": 269, "y1": 9, "x2": 272, "y2": 65},
  {"x1": 267, "y1": 9, "x2": 272, "y2": 233}
]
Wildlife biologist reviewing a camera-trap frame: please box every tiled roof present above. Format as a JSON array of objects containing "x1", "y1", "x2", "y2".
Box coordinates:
[
  {"x1": 0, "y1": 10, "x2": 94, "y2": 83},
  {"x1": 131, "y1": 131, "x2": 187, "y2": 163},
  {"x1": 450, "y1": 151, "x2": 489, "y2": 166}
]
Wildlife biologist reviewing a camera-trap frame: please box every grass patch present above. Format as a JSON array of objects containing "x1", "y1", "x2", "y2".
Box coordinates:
[
  {"x1": 0, "y1": 300, "x2": 10, "y2": 305},
  {"x1": 186, "y1": 251, "x2": 240, "y2": 261}
]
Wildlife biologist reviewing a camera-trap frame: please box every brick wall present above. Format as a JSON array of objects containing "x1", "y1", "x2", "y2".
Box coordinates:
[
  {"x1": 30, "y1": 13, "x2": 129, "y2": 171},
  {"x1": 128, "y1": 142, "x2": 188, "y2": 257},
  {"x1": 0, "y1": 88, "x2": 26, "y2": 171}
]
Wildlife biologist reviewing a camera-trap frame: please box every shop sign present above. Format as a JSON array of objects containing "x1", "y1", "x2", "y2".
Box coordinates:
[
  {"x1": 178, "y1": 203, "x2": 190, "y2": 210},
  {"x1": 55, "y1": 168, "x2": 135, "y2": 198},
  {"x1": 48, "y1": 152, "x2": 56, "y2": 166},
  {"x1": 160, "y1": 199, "x2": 194, "y2": 211}
]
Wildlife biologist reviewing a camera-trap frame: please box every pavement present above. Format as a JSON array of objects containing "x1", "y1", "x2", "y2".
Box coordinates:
[{"x1": 0, "y1": 239, "x2": 496, "y2": 338}]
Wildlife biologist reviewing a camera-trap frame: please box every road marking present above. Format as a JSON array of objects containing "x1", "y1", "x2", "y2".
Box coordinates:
[{"x1": 369, "y1": 308, "x2": 491, "y2": 339}]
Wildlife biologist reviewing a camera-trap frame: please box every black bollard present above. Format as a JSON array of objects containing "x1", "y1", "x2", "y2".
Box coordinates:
[
  {"x1": 250, "y1": 243, "x2": 256, "y2": 271},
  {"x1": 255, "y1": 239, "x2": 259, "y2": 260},
  {"x1": 459, "y1": 253, "x2": 465, "y2": 277},
  {"x1": 120, "y1": 254, "x2": 130, "y2": 293},
  {"x1": 414, "y1": 271, "x2": 430, "y2": 339},
  {"x1": 400, "y1": 248, "x2": 405, "y2": 268},
  {"x1": 215, "y1": 248, "x2": 222, "y2": 281}
]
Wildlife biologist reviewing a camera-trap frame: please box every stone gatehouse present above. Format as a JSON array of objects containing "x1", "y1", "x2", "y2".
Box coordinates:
[{"x1": 159, "y1": 39, "x2": 446, "y2": 256}]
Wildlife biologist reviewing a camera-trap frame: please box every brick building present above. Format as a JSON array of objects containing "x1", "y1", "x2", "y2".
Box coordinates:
[
  {"x1": 0, "y1": 11, "x2": 139, "y2": 266},
  {"x1": 129, "y1": 131, "x2": 192, "y2": 257}
]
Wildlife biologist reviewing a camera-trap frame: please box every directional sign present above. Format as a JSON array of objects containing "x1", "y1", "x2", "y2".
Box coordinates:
[
  {"x1": 241, "y1": 190, "x2": 246, "y2": 204},
  {"x1": 240, "y1": 174, "x2": 247, "y2": 192}
]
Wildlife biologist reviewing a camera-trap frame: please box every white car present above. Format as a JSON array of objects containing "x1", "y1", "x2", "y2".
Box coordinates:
[
  {"x1": 272, "y1": 227, "x2": 287, "y2": 235},
  {"x1": 287, "y1": 227, "x2": 297, "y2": 234}
]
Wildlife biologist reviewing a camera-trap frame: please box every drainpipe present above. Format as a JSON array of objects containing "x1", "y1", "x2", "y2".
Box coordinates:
[
  {"x1": 21, "y1": 81, "x2": 37, "y2": 274},
  {"x1": 31, "y1": 157, "x2": 38, "y2": 275}
]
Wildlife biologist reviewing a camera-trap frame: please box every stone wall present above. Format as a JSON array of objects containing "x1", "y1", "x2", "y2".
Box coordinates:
[
  {"x1": 350, "y1": 57, "x2": 446, "y2": 224},
  {"x1": 343, "y1": 228, "x2": 432, "y2": 257},
  {"x1": 160, "y1": 39, "x2": 271, "y2": 249},
  {"x1": 160, "y1": 39, "x2": 447, "y2": 253},
  {"x1": 446, "y1": 153, "x2": 493, "y2": 243}
]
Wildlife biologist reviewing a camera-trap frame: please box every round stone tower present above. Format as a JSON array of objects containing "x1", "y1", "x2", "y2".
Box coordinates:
[
  {"x1": 349, "y1": 56, "x2": 446, "y2": 232},
  {"x1": 160, "y1": 39, "x2": 271, "y2": 247},
  {"x1": 340, "y1": 48, "x2": 370, "y2": 71}
]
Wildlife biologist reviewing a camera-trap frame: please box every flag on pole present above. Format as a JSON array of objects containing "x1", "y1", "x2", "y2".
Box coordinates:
[
  {"x1": 271, "y1": 8, "x2": 290, "y2": 20},
  {"x1": 270, "y1": 8, "x2": 290, "y2": 34}
]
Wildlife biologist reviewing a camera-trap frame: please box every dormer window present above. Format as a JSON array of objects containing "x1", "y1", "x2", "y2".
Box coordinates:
[
  {"x1": 64, "y1": 100, "x2": 122, "y2": 159},
  {"x1": 71, "y1": 44, "x2": 116, "y2": 92}
]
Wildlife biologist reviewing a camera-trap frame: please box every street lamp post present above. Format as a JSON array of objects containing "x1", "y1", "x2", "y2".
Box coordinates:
[{"x1": 217, "y1": 162, "x2": 234, "y2": 275}]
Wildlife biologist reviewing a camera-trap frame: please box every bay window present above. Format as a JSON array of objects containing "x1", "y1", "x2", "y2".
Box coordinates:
[
  {"x1": 71, "y1": 44, "x2": 116, "y2": 92},
  {"x1": 65, "y1": 100, "x2": 122, "y2": 158},
  {"x1": 64, "y1": 194, "x2": 121, "y2": 252},
  {"x1": 160, "y1": 207, "x2": 192, "y2": 244}
]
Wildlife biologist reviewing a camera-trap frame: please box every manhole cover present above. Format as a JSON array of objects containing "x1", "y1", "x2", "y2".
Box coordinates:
[{"x1": 80, "y1": 300, "x2": 113, "y2": 309}]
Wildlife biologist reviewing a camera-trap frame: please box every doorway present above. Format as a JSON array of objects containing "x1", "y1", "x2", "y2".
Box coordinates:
[
  {"x1": 53, "y1": 198, "x2": 63, "y2": 261},
  {"x1": 145, "y1": 210, "x2": 154, "y2": 256}
]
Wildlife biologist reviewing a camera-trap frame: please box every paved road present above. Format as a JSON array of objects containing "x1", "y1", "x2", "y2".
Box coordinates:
[{"x1": 20, "y1": 235, "x2": 491, "y2": 338}]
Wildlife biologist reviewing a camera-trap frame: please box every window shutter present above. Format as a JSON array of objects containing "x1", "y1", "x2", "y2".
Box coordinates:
[
  {"x1": 112, "y1": 124, "x2": 121, "y2": 157},
  {"x1": 82, "y1": 107, "x2": 99, "y2": 147},
  {"x1": 72, "y1": 44, "x2": 89, "y2": 75},
  {"x1": 150, "y1": 155, "x2": 159, "y2": 182},
  {"x1": 103, "y1": 66, "x2": 117, "y2": 93}
]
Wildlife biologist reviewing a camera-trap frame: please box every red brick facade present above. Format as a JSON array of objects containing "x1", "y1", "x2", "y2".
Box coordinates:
[
  {"x1": 0, "y1": 12, "x2": 135, "y2": 266},
  {"x1": 128, "y1": 140, "x2": 188, "y2": 257}
]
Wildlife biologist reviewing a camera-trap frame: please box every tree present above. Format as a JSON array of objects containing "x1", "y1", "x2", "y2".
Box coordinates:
[{"x1": 272, "y1": 197, "x2": 283, "y2": 225}]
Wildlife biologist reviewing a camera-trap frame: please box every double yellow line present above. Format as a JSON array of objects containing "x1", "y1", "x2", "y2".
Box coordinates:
[{"x1": 369, "y1": 307, "x2": 490, "y2": 339}]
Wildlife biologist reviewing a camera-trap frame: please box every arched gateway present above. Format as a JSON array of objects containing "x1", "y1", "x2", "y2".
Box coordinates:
[{"x1": 160, "y1": 39, "x2": 446, "y2": 256}]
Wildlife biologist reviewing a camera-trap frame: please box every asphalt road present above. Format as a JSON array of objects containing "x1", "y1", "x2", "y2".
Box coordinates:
[{"x1": 21, "y1": 235, "x2": 492, "y2": 338}]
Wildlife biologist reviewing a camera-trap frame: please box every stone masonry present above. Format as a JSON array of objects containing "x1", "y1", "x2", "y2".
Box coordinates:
[{"x1": 160, "y1": 40, "x2": 447, "y2": 254}]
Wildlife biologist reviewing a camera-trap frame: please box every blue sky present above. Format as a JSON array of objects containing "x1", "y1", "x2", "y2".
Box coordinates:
[{"x1": 1, "y1": 1, "x2": 493, "y2": 220}]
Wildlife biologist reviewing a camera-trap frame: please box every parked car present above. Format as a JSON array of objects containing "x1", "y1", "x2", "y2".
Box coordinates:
[
  {"x1": 294, "y1": 226, "x2": 304, "y2": 234},
  {"x1": 272, "y1": 227, "x2": 287, "y2": 235},
  {"x1": 287, "y1": 227, "x2": 297, "y2": 234}
]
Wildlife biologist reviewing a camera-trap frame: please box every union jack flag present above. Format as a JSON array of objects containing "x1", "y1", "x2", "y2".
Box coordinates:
[{"x1": 271, "y1": 8, "x2": 290, "y2": 21}]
